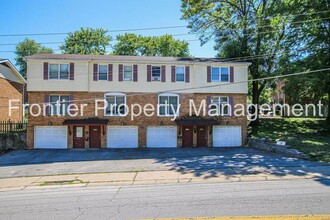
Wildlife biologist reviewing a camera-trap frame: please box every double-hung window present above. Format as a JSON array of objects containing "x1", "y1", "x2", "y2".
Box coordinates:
[
  {"x1": 98, "y1": 65, "x2": 108, "y2": 80},
  {"x1": 211, "y1": 67, "x2": 229, "y2": 82},
  {"x1": 210, "y1": 96, "x2": 229, "y2": 116},
  {"x1": 158, "y1": 94, "x2": 179, "y2": 116},
  {"x1": 104, "y1": 93, "x2": 126, "y2": 116},
  {"x1": 124, "y1": 66, "x2": 133, "y2": 81},
  {"x1": 49, "y1": 95, "x2": 70, "y2": 116},
  {"x1": 49, "y1": 64, "x2": 69, "y2": 79},
  {"x1": 152, "y1": 66, "x2": 161, "y2": 81},
  {"x1": 176, "y1": 67, "x2": 185, "y2": 82}
]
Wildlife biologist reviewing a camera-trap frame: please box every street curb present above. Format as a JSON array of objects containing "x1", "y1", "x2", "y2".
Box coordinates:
[{"x1": 1, "y1": 170, "x2": 329, "y2": 192}]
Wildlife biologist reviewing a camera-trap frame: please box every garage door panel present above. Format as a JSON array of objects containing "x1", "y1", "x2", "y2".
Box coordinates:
[
  {"x1": 147, "y1": 126, "x2": 177, "y2": 148},
  {"x1": 107, "y1": 126, "x2": 138, "y2": 148},
  {"x1": 35, "y1": 126, "x2": 67, "y2": 149},
  {"x1": 213, "y1": 126, "x2": 241, "y2": 147}
]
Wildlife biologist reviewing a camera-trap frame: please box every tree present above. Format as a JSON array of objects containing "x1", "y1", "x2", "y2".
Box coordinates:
[
  {"x1": 112, "y1": 33, "x2": 142, "y2": 56},
  {"x1": 15, "y1": 38, "x2": 53, "y2": 78},
  {"x1": 181, "y1": 0, "x2": 289, "y2": 125},
  {"x1": 60, "y1": 28, "x2": 112, "y2": 55},
  {"x1": 281, "y1": 0, "x2": 330, "y2": 123},
  {"x1": 112, "y1": 33, "x2": 190, "y2": 57}
]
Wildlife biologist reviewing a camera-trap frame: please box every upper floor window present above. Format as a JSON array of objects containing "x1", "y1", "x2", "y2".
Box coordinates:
[
  {"x1": 158, "y1": 93, "x2": 179, "y2": 116},
  {"x1": 176, "y1": 67, "x2": 185, "y2": 82},
  {"x1": 124, "y1": 65, "x2": 133, "y2": 81},
  {"x1": 210, "y1": 96, "x2": 229, "y2": 115},
  {"x1": 49, "y1": 95, "x2": 70, "y2": 115},
  {"x1": 104, "y1": 93, "x2": 126, "y2": 116},
  {"x1": 152, "y1": 66, "x2": 161, "y2": 81},
  {"x1": 98, "y1": 65, "x2": 108, "y2": 80},
  {"x1": 211, "y1": 67, "x2": 229, "y2": 82},
  {"x1": 49, "y1": 64, "x2": 69, "y2": 79}
]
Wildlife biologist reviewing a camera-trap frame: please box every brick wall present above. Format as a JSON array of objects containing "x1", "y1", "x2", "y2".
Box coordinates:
[
  {"x1": 0, "y1": 78, "x2": 23, "y2": 122},
  {"x1": 27, "y1": 92, "x2": 247, "y2": 149}
]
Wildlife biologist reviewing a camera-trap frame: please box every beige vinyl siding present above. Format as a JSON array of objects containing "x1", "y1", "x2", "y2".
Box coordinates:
[
  {"x1": 193, "y1": 64, "x2": 248, "y2": 94},
  {"x1": 27, "y1": 60, "x2": 249, "y2": 94},
  {"x1": 27, "y1": 60, "x2": 89, "y2": 91}
]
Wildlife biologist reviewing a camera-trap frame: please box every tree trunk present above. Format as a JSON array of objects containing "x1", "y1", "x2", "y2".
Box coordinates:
[
  {"x1": 327, "y1": 90, "x2": 330, "y2": 124},
  {"x1": 249, "y1": 81, "x2": 260, "y2": 126}
]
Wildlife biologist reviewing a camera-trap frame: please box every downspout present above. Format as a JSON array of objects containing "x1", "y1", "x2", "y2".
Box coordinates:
[
  {"x1": 87, "y1": 60, "x2": 91, "y2": 92},
  {"x1": 22, "y1": 83, "x2": 25, "y2": 121}
]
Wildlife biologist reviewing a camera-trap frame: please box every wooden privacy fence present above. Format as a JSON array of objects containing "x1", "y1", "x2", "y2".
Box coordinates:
[{"x1": 0, "y1": 121, "x2": 27, "y2": 133}]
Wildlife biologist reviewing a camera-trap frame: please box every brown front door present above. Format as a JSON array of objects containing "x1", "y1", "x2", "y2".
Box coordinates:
[
  {"x1": 89, "y1": 126, "x2": 101, "y2": 148},
  {"x1": 197, "y1": 126, "x2": 208, "y2": 147},
  {"x1": 182, "y1": 126, "x2": 193, "y2": 147},
  {"x1": 73, "y1": 126, "x2": 85, "y2": 148}
]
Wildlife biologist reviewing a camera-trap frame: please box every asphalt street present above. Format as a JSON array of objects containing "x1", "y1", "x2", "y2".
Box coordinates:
[{"x1": 0, "y1": 178, "x2": 330, "y2": 219}]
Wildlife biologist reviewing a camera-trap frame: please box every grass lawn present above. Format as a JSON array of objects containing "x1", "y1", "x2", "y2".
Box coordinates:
[{"x1": 248, "y1": 118, "x2": 330, "y2": 162}]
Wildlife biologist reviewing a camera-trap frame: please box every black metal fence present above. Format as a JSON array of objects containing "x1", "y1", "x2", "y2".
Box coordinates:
[{"x1": 0, "y1": 121, "x2": 27, "y2": 133}]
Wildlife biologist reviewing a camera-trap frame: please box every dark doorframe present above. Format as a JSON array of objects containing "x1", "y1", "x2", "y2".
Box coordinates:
[
  {"x1": 89, "y1": 126, "x2": 101, "y2": 148},
  {"x1": 197, "y1": 126, "x2": 208, "y2": 147},
  {"x1": 73, "y1": 126, "x2": 85, "y2": 148},
  {"x1": 182, "y1": 126, "x2": 193, "y2": 147}
]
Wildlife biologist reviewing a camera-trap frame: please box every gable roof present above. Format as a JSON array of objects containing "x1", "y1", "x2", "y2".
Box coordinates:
[
  {"x1": 0, "y1": 59, "x2": 26, "y2": 84},
  {"x1": 24, "y1": 54, "x2": 251, "y2": 65}
]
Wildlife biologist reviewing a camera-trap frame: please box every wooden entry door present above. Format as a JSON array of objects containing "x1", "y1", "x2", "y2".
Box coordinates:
[
  {"x1": 89, "y1": 126, "x2": 101, "y2": 148},
  {"x1": 182, "y1": 126, "x2": 193, "y2": 147},
  {"x1": 197, "y1": 126, "x2": 208, "y2": 147},
  {"x1": 73, "y1": 126, "x2": 85, "y2": 148}
]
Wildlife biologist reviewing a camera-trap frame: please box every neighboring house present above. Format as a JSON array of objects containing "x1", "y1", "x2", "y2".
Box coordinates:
[
  {"x1": 0, "y1": 59, "x2": 26, "y2": 122},
  {"x1": 25, "y1": 54, "x2": 250, "y2": 149}
]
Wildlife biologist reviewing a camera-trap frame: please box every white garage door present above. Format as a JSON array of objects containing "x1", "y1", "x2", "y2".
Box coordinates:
[
  {"x1": 107, "y1": 126, "x2": 138, "y2": 148},
  {"x1": 213, "y1": 126, "x2": 242, "y2": 147},
  {"x1": 35, "y1": 126, "x2": 68, "y2": 149},
  {"x1": 147, "y1": 126, "x2": 177, "y2": 148}
]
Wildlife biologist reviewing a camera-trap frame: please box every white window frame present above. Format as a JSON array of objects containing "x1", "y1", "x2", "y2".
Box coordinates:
[
  {"x1": 211, "y1": 67, "x2": 229, "y2": 82},
  {"x1": 210, "y1": 96, "x2": 229, "y2": 116},
  {"x1": 98, "y1": 64, "x2": 108, "y2": 81},
  {"x1": 104, "y1": 92, "x2": 127, "y2": 116},
  {"x1": 123, "y1": 65, "x2": 133, "y2": 81},
  {"x1": 158, "y1": 93, "x2": 180, "y2": 117},
  {"x1": 49, "y1": 64, "x2": 70, "y2": 80},
  {"x1": 152, "y1": 66, "x2": 161, "y2": 81},
  {"x1": 49, "y1": 94, "x2": 70, "y2": 116},
  {"x1": 175, "y1": 66, "x2": 185, "y2": 82}
]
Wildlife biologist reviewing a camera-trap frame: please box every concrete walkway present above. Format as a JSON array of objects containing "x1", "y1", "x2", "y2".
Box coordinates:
[{"x1": 1, "y1": 167, "x2": 330, "y2": 192}]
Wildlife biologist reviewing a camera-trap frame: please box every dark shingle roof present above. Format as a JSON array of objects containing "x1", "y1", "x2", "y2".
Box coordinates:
[
  {"x1": 24, "y1": 54, "x2": 250, "y2": 64},
  {"x1": 63, "y1": 118, "x2": 109, "y2": 125}
]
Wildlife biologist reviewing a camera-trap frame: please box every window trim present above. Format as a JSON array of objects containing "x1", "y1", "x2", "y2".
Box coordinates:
[
  {"x1": 104, "y1": 92, "x2": 127, "y2": 116},
  {"x1": 210, "y1": 96, "x2": 229, "y2": 116},
  {"x1": 211, "y1": 66, "x2": 229, "y2": 82},
  {"x1": 48, "y1": 63, "x2": 70, "y2": 80},
  {"x1": 123, "y1": 65, "x2": 133, "y2": 81},
  {"x1": 175, "y1": 66, "x2": 185, "y2": 82},
  {"x1": 49, "y1": 94, "x2": 70, "y2": 116},
  {"x1": 151, "y1": 65, "x2": 161, "y2": 82},
  {"x1": 98, "y1": 64, "x2": 108, "y2": 81},
  {"x1": 158, "y1": 93, "x2": 180, "y2": 117}
]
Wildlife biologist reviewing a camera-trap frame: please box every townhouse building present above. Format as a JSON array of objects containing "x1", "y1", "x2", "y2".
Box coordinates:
[{"x1": 25, "y1": 54, "x2": 250, "y2": 149}]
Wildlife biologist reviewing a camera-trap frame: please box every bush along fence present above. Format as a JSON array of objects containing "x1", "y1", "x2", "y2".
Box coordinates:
[{"x1": 0, "y1": 121, "x2": 27, "y2": 134}]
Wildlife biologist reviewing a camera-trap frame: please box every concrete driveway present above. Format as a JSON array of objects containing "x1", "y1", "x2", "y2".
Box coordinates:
[{"x1": 0, "y1": 147, "x2": 329, "y2": 181}]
